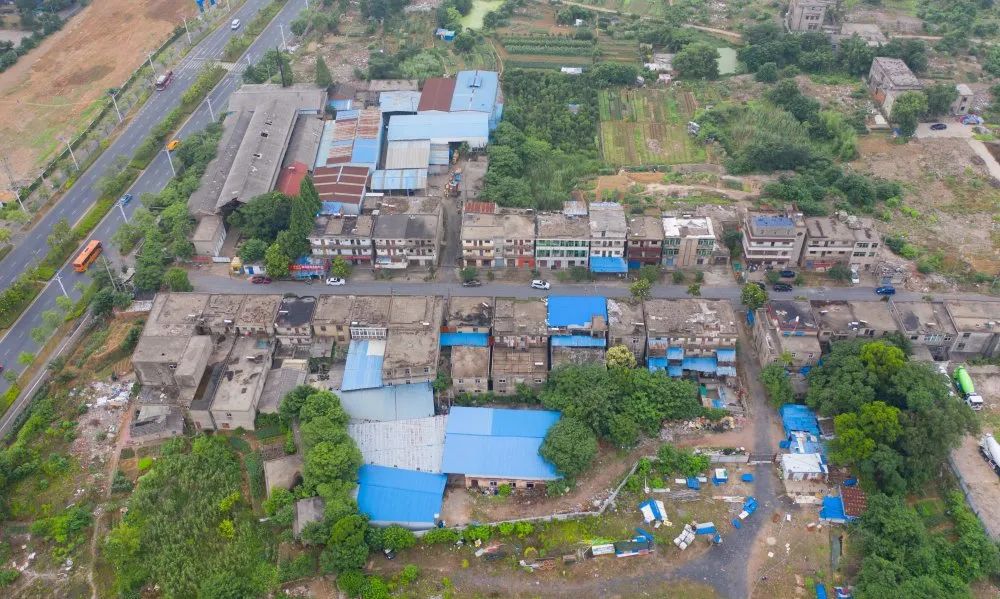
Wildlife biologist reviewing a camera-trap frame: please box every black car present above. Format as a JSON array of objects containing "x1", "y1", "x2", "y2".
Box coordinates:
[
  {"x1": 462, "y1": 279, "x2": 482, "y2": 287},
  {"x1": 930, "y1": 123, "x2": 947, "y2": 131},
  {"x1": 753, "y1": 281, "x2": 766, "y2": 291},
  {"x1": 772, "y1": 283, "x2": 793, "y2": 292},
  {"x1": 779, "y1": 270, "x2": 796, "y2": 278}
]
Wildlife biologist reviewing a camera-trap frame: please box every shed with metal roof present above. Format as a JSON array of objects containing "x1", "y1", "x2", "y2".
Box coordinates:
[{"x1": 356, "y1": 465, "x2": 447, "y2": 529}]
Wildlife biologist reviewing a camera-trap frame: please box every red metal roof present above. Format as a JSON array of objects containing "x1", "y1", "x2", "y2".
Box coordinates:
[
  {"x1": 313, "y1": 165, "x2": 369, "y2": 206},
  {"x1": 464, "y1": 201, "x2": 497, "y2": 214},
  {"x1": 418, "y1": 78, "x2": 456, "y2": 112},
  {"x1": 275, "y1": 162, "x2": 309, "y2": 196},
  {"x1": 841, "y1": 486, "x2": 868, "y2": 518}
]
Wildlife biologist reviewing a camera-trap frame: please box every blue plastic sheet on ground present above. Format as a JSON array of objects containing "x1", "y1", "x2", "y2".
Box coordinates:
[{"x1": 741, "y1": 473, "x2": 754, "y2": 482}]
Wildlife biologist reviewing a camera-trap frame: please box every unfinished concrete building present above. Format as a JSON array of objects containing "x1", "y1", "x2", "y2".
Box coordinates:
[
  {"x1": 451, "y1": 346, "x2": 491, "y2": 395},
  {"x1": 382, "y1": 296, "x2": 445, "y2": 386},
  {"x1": 890, "y1": 300, "x2": 956, "y2": 361},
  {"x1": 645, "y1": 299, "x2": 738, "y2": 378},
  {"x1": 133, "y1": 294, "x2": 214, "y2": 399},
  {"x1": 236, "y1": 295, "x2": 282, "y2": 337},
  {"x1": 607, "y1": 298, "x2": 646, "y2": 364},
  {"x1": 274, "y1": 295, "x2": 317, "y2": 345},
  {"x1": 312, "y1": 295, "x2": 355, "y2": 344},
  {"x1": 810, "y1": 300, "x2": 896, "y2": 343},
  {"x1": 752, "y1": 300, "x2": 822, "y2": 370},
  {"x1": 189, "y1": 337, "x2": 275, "y2": 431},
  {"x1": 491, "y1": 298, "x2": 549, "y2": 394},
  {"x1": 944, "y1": 301, "x2": 1000, "y2": 358}
]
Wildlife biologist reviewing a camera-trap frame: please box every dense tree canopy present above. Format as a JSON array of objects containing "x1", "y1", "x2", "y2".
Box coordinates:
[
  {"x1": 674, "y1": 42, "x2": 720, "y2": 80},
  {"x1": 539, "y1": 417, "x2": 598, "y2": 478},
  {"x1": 227, "y1": 192, "x2": 291, "y2": 242}
]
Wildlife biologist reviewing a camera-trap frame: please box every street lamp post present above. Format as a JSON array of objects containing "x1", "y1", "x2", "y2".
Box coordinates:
[
  {"x1": 117, "y1": 199, "x2": 129, "y2": 223},
  {"x1": 207, "y1": 95, "x2": 215, "y2": 121},
  {"x1": 147, "y1": 52, "x2": 157, "y2": 77},
  {"x1": 165, "y1": 147, "x2": 176, "y2": 177},
  {"x1": 279, "y1": 24, "x2": 286, "y2": 49},
  {"x1": 53, "y1": 273, "x2": 68, "y2": 297},
  {"x1": 182, "y1": 18, "x2": 192, "y2": 44},
  {"x1": 61, "y1": 137, "x2": 79, "y2": 170},
  {"x1": 108, "y1": 89, "x2": 123, "y2": 123}
]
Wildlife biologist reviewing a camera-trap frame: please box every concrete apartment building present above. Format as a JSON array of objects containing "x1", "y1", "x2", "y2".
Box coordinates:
[
  {"x1": 588, "y1": 202, "x2": 628, "y2": 273},
  {"x1": 810, "y1": 300, "x2": 896, "y2": 343},
  {"x1": 785, "y1": 0, "x2": 836, "y2": 32},
  {"x1": 645, "y1": 299, "x2": 738, "y2": 378},
  {"x1": 382, "y1": 296, "x2": 445, "y2": 386},
  {"x1": 192, "y1": 215, "x2": 227, "y2": 258},
  {"x1": 308, "y1": 215, "x2": 376, "y2": 264},
  {"x1": 311, "y1": 295, "x2": 354, "y2": 345},
  {"x1": 608, "y1": 298, "x2": 646, "y2": 363},
  {"x1": 190, "y1": 337, "x2": 275, "y2": 431},
  {"x1": 626, "y1": 215, "x2": 663, "y2": 268},
  {"x1": 741, "y1": 212, "x2": 807, "y2": 267},
  {"x1": 868, "y1": 57, "x2": 923, "y2": 116},
  {"x1": 443, "y1": 296, "x2": 494, "y2": 395},
  {"x1": 952, "y1": 84, "x2": 974, "y2": 116},
  {"x1": 662, "y1": 215, "x2": 718, "y2": 269},
  {"x1": 372, "y1": 198, "x2": 444, "y2": 269},
  {"x1": 459, "y1": 209, "x2": 536, "y2": 268},
  {"x1": 236, "y1": 295, "x2": 283, "y2": 337},
  {"x1": 534, "y1": 213, "x2": 590, "y2": 270},
  {"x1": 133, "y1": 294, "x2": 214, "y2": 398},
  {"x1": 274, "y1": 296, "x2": 317, "y2": 345},
  {"x1": 491, "y1": 298, "x2": 549, "y2": 394},
  {"x1": 752, "y1": 300, "x2": 822, "y2": 370},
  {"x1": 890, "y1": 301, "x2": 956, "y2": 361},
  {"x1": 944, "y1": 301, "x2": 1000, "y2": 358},
  {"x1": 800, "y1": 216, "x2": 881, "y2": 272}
]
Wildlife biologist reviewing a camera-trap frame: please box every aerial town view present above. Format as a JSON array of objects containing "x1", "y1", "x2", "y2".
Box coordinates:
[{"x1": 2, "y1": 0, "x2": 1000, "y2": 597}]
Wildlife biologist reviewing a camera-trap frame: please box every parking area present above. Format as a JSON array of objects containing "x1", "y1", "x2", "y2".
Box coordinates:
[{"x1": 913, "y1": 122, "x2": 975, "y2": 139}]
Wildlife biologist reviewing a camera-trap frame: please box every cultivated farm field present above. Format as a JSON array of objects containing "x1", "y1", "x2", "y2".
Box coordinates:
[{"x1": 598, "y1": 88, "x2": 707, "y2": 166}]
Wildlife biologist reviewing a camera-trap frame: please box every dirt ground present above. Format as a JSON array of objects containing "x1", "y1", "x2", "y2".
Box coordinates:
[
  {"x1": 0, "y1": 0, "x2": 192, "y2": 180},
  {"x1": 851, "y1": 134, "x2": 1000, "y2": 277},
  {"x1": 950, "y1": 436, "x2": 1000, "y2": 540},
  {"x1": 747, "y1": 505, "x2": 838, "y2": 599}
]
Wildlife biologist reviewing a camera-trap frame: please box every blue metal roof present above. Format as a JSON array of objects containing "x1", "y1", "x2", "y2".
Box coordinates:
[
  {"x1": 780, "y1": 404, "x2": 820, "y2": 437},
  {"x1": 682, "y1": 356, "x2": 718, "y2": 373},
  {"x1": 589, "y1": 256, "x2": 628, "y2": 273},
  {"x1": 550, "y1": 335, "x2": 606, "y2": 347},
  {"x1": 369, "y1": 168, "x2": 428, "y2": 191},
  {"x1": 546, "y1": 296, "x2": 607, "y2": 328},
  {"x1": 329, "y1": 98, "x2": 353, "y2": 110},
  {"x1": 754, "y1": 215, "x2": 794, "y2": 228},
  {"x1": 357, "y1": 465, "x2": 447, "y2": 528},
  {"x1": 668, "y1": 364, "x2": 683, "y2": 377},
  {"x1": 717, "y1": 366, "x2": 737, "y2": 377},
  {"x1": 440, "y1": 332, "x2": 489, "y2": 347},
  {"x1": 379, "y1": 91, "x2": 421, "y2": 113},
  {"x1": 338, "y1": 383, "x2": 434, "y2": 422},
  {"x1": 442, "y1": 407, "x2": 561, "y2": 480},
  {"x1": 320, "y1": 201, "x2": 361, "y2": 216},
  {"x1": 716, "y1": 348, "x2": 736, "y2": 362},
  {"x1": 667, "y1": 347, "x2": 684, "y2": 360},
  {"x1": 388, "y1": 113, "x2": 489, "y2": 143},
  {"x1": 341, "y1": 340, "x2": 384, "y2": 391},
  {"x1": 450, "y1": 71, "x2": 499, "y2": 113},
  {"x1": 819, "y1": 496, "x2": 848, "y2": 523},
  {"x1": 647, "y1": 356, "x2": 667, "y2": 371}
]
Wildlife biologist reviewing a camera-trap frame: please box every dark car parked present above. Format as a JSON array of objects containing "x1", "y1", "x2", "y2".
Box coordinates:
[
  {"x1": 875, "y1": 286, "x2": 896, "y2": 296},
  {"x1": 779, "y1": 270, "x2": 796, "y2": 278},
  {"x1": 772, "y1": 283, "x2": 793, "y2": 292}
]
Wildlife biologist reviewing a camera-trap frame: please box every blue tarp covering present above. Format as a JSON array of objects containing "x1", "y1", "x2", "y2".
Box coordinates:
[
  {"x1": 816, "y1": 583, "x2": 828, "y2": 599},
  {"x1": 439, "y1": 332, "x2": 488, "y2": 347},
  {"x1": 320, "y1": 201, "x2": 361, "y2": 216},
  {"x1": 329, "y1": 98, "x2": 352, "y2": 110},
  {"x1": 819, "y1": 496, "x2": 849, "y2": 523},
  {"x1": 717, "y1": 366, "x2": 738, "y2": 377},
  {"x1": 550, "y1": 335, "x2": 606, "y2": 347},
  {"x1": 716, "y1": 348, "x2": 736, "y2": 362},
  {"x1": 668, "y1": 364, "x2": 683, "y2": 377},
  {"x1": 546, "y1": 296, "x2": 607, "y2": 328},
  {"x1": 667, "y1": 347, "x2": 684, "y2": 360},
  {"x1": 341, "y1": 340, "x2": 384, "y2": 391},
  {"x1": 682, "y1": 356, "x2": 718, "y2": 373},
  {"x1": 338, "y1": 383, "x2": 434, "y2": 422},
  {"x1": 780, "y1": 404, "x2": 820, "y2": 437},
  {"x1": 647, "y1": 356, "x2": 667, "y2": 372},
  {"x1": 743, "y1": 497, "x2": 758, "y2": 515},
  {"x1": 686, "y1": 477, "x2": 701, "y2": 490},
  {"x1": 441, "y1": 407, "x2": 561, "y2": 480},
  {"x1": 638, "y1": 499, "x2": 664, "y2": 521},
  {"x1": 694, "y1": 523, "x2": 717, "y2": 535},
  {"x1": 589, "y1": 256, "x2": 628, "y2": 273},
  {"x1": 712, "y1": 399, "x2": 725, "y2": 409},
  {"x1": 741, "y1": 473, "x2": 754, "y2": 482},
  {"x1": 357, "y1": 465, "x2": 446, "y2": 528}
]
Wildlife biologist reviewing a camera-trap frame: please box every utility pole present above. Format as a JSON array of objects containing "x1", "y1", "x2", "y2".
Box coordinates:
[
  {"x1": 147, "y1": 52, "x2": 157, "y2": 77},
  {"x1": 182, "y1": 17, "x2": 192, "y2": 44},
  {"x1": 279, "y1": 24, "x2": 286, "y2": 49},
  {"x1": 53, "y1": 273, "x2": 68, "y2": 297},
  {"x1": 207, "y1": 95, "x2": 215, "y2": 121},
  {"x1": 102, "y1": 256, "x2": 120, "y2": 293},
  {"x1": 165, "y1": 147, "x2": 176, "y2": 177},
  {"x1": 0, "y1": 154, "x2": 27, "y2": 214},
  {"x1": 108, "y1": 89, "x2": 123, "y2": 123},
  {"x1": 117, "y1": 198, "x2": 129, "y2": 223},
  {"x1": 61, "y1": 137, "x2": 79, "y2": 170},
  {"x1": 275, "y1": 45, "x2": 287, "y2": 87}
]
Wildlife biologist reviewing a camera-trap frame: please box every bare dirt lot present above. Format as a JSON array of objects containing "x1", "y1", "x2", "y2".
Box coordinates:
[
  {"x1": 851, "y1": 135, "x2": 1000, "y2": 277},
  {"x1": 950, "y1": 366, "x2": 1000, "y2": 540},
  {"x1": 0, "y1": 0, "x2": 193, "y2": 180}
]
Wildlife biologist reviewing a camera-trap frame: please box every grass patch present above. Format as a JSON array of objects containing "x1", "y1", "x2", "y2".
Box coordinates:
[{"x1": 598, "y1": 88, "x2": 706, "y2": 166}]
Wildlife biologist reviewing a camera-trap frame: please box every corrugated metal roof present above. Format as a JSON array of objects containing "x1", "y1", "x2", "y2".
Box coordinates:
[
  {"x1": 387, "y1": 113, "x2": 489, "y2": 146},
  {"x1": 341, "y1": 339, "x2": 385, "y2": 391},
  {"x1": 274, "y1": 162, "x2": 308, "y2": 196},
  {"x1": 682, "y1": 356, "x2": 717, "y2": 373},
  {"x1": 313, "y1": 165, "x2": 368, "y2": 206},
  {"x1": 450, "y1": 71, "x2": 499, "y2": 113},
  {"x1": 418, "y1": 77, "x2": 456, "y2": 112},
  {"x1": 316, "y1": 109, "x2": 383, "y2": 169},
  {"x1": 441, "y1": 407, "x2": 560, "y2": 480},
  {"x1": 338, "y1": 383, "x2": 435, "y2": 422},
  {"x1": 589, "y1": 256, "x2": 627, "y2": 273},
  {"x1": 370, "y1": 168, "x2": 428, "y2": 191},
  {"x1": 550, "y1": 335, "x2": 606, "y2": 347},
  {"x1": 385, "y1": 140, "x2": 431, "y2": 170},
  {"x1": 547, "y1": 296, "x2": 607, "y2": 328},
  {"x1": 357, "y1": 465, "x2": 446, "y2": 528},
  {"x1": 464, "y1": 201, "x2": 497, "y2": 214},
  {"x1": 380, "y1": 90, "x2": 422, "y2": 113},
  {"x1": 348, "y1": 416, "x2": 447, "y2": 472}
]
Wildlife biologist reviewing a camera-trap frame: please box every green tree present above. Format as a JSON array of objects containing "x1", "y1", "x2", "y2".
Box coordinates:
[
  {"x1": 134, "y1": 233, "x2": 167, "y2": 292},
  {"x1": 687, "y1": 283, "x2": 701, "y2": 296},
  {"x1": 891, "y1": 91, "x2": 928, "y2": 137},
  {"x1": 674, "y1": 42, "x2": 719, "y2": 79},
  {"x1": 264, "y1": 242, "x2": 290, "y2": 278},
  {"x1": 539, "y1": 417, "x2": 598, "y2": 477},
  {"x1": 656, "y1": 443, "x2": 710, "y2": 477},
  {"x1": 323, "y1": 515, "x2": 370, "y2": 572},
  {"x1": 227, "y1": 192, "x2": 291, "y2": 241},
  {"x1": 453, "y1": 30, "x2": 476, "y2": 53},
  {"x1": 630, "y1": 277, "x2": 652, "y2": 300},
  {"x1": 304, "y1": 440, "x2": 362, "y2": 488},
  {"x1": 755, "y1": 61, "x2": 778, "y2": 82},
  {"x1": 47, "y1": 218, "x2": 72, "y2": 253},
  {"x1": 827, "y1": 262, "x2": 853, "y2": 282},
  {"x1": 859, "y1": 341, "x2": 906, "y2": 383},
  {"x1": 740, "y1": 282, "x2": 767, "y2": 311},
  {"x1": 760, "y1": 362, "x2": 794, "y2": 408},
  {"x1": 606, "y1": 345, "x2": 637, "y2": 369},
  {"x1": 459, "y1": 266, "x2": 479, "y2": 283},
  {"x1": 239, "y1": 238, "x2": 268, "y2": 263},
  {"x1": 924, "y1": 82, "x2": 958, "y2": 117},
  {"x1": 380, "y1": 525, "x2": 416, "y2": 552},
  {"x1": 330, "y1": 256, "x2": 351, "y2": 280},
  {"x1": 163, "y1": 267, "x2": 193, "y2": 292},
  {"x1": 315, "y1": 55, "x2": 333, "y2": 88},
  {"x1": 838, "y1": 35, "x2": 875, "y2": 75},
  {"x1": 18, "y1": 352, "x2": 34, "y2": 366}
]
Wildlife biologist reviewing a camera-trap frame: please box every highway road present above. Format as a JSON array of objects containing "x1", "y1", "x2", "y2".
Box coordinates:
[{"x1": 0, "y1": 0, "x2": 309, "y2": 393}]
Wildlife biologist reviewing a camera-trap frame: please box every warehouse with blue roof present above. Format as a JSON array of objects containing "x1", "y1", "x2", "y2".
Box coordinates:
[
  {"x1": 442, "y1": 406, "x2": 561, "y2": 489},
  {"x1": 356, "y1": 464, "x2": 447, "y2": 529}
]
